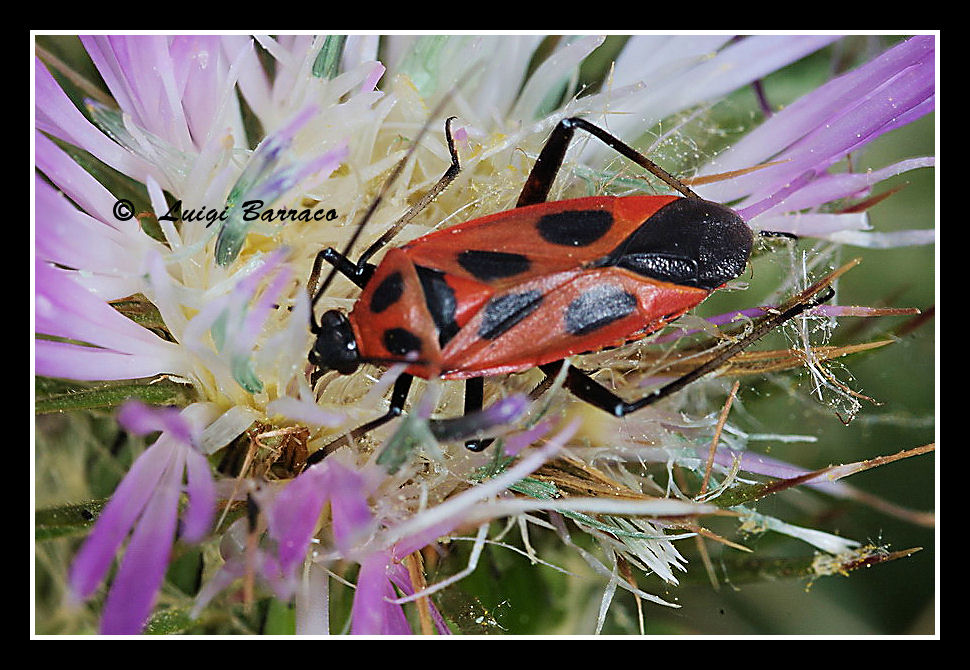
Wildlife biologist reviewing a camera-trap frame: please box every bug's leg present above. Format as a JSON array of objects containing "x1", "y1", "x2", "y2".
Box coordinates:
[
  {"x1": 462, "y1": 376, "x2": 494, "y2": 452},
  {"x1": 309, "y1": 247, "x2": 375, "y2": 298},
  {"x1": 538, "y1": 361, "x2": 633, "y2": 416},
  {"x1": 517, "y1": 117, "x2": 699, "y2": 208},
  {"x1": 541, "y1": 285, "x2": 836, "y2": 417},
  {"x1": 304, "y1": 373, "x2": 414, "y2": 468},
  {"x1": 538, "y1": 360, "x2": 708, "y2": 417},
  {"x1": 307, "y1": 246, "x2": 376, "y2": 334},
  {"x1": 355, "y1": 117, "x2": 463, "y2": 269}
]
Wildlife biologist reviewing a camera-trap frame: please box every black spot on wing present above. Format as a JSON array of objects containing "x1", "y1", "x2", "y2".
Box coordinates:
[
  {"x1": 369, "y1": 271, "x2": 404, "y2": 313},
  {"x1": 618, "y1": 253, "x2": 699, "y2": 286},
  {"x1": 383, "y1": 328, "x2": 423, "y2": 357},
  {"x1": 415, "y1": 266, "x2": 459, "y2": 348},
  {"x1": 537, "y1": 209, "x2": 614, "y2": 247},
  {"x1": 457, "y1": 250, "x2": 531, "y2": 281},
  {"x1": 612, "y1": 198, "x2": 752, "y2": 290},
  {"x1": 478, "y1": 290, "x2": 543, "y2": 340},
  {"x1": 564, "y1": 285, "x2": 637, "y2": 336}
]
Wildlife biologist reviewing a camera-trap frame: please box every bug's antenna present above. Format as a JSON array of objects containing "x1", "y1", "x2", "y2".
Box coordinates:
[
  {"x1": 355, "y1": 116, "x2": 461, "y2": 270},
  {"x1": 310, "y1": 94, "x2": 456, "y2": 327}
]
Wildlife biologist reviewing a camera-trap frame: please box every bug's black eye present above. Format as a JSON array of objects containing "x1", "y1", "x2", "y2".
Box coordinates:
[
  {"x1": 617, "y1": 198, "x2": 753, "y2": 290},
  {"x1": 311, "y1": 310, "x2": 360, "y2": 375}
]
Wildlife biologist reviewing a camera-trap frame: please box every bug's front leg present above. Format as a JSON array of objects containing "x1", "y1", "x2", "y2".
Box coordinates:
[
  {"x1": 309, "y1": 248, "x2": 374, "y2": 299},
  {"x1": 304, "y1": 372, "x2": 414, "y2": 468}
]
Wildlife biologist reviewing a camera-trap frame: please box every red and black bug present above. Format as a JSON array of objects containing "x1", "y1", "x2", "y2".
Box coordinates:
[{"x1": 305, "y1": 117, "x2": 828, "y2": 456}]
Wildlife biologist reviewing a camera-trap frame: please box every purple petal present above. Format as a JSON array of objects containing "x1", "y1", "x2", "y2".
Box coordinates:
[
  {"x1": 429, "y1": 394, "x2": 529, "y2": 442},
  {"x1": 361, "y1": 62, "x2": 385, "y2": 93},
  {"x1": 35, "y1": 260, "x2": 170, "y2": 356},
  {"x1": 35, "y1": 339, "x2": 179, "y2": 381},
  {"x1": 267, "y1": 464, "x2": 331, "y2": 574},
  {"x1": 503, "y1": 419, "x2": 555, "y2": 457},
  {"x1": 703, "y1": 37, "x2": 934, "y2": 175},
  {"x1": 69, "y1": 441, "x2": 177, "y2": 599},
  {"x1": 753, "y1": 157, "x2": 934, "y2": 216},
  {"x1": 117, "y1": 400, "x2": 195, "y2": 445},
  {"x1": 35, "y1": 176, "x2": 135, "y2": 273},
  {"x1": 351, "y1": 551, "x2": 411, "y2": 635},
  {"x1": 386, "y1": 558, "x2": 451, "y2": 635},
  {"x1": 737, "y1": 169, "x2": 816, "y2": 221},
  {"x1": 699, "y1": 36, "x2": 935, "y2": 206},
  {"x1": 705, "y1": 447, "x2": 850, "y2": 497},
  {"x1": 585, "y1": 36, "x2": 839, "y2": 163},
  {"x1": 81, "y1": 36, "x2": 194, "y2": 152},
  {"x1": 34, "y1": 131, "x2": 130, "y2": 232},
  {"x1": 34, "y1": 58, "x2": 149, "y2": 179},
  {"x1": 169, "y1": 35, "x2": 245, "y2": 148},
  {"x1": 100, "y1": 448, "x2": 185, "y2": 634},
  {"x1": 326, "y1": 462, "x2": 373, "y2": 554},
  {"x1": 180, "y1": 449, "x2": 216, "y2": 543},
  {"x1": 234, "y1": 262, "x2": 293, "y2": 355}
]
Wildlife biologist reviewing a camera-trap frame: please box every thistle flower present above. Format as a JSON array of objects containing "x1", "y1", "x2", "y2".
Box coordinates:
[{"x1": 34, "y1": 34, "x2": 935, "y2": 636}]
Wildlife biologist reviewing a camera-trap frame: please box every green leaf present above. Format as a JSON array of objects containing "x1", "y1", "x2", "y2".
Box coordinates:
[
  {"x1": 109, "y1": 296, "x2": 169, "y2": 331},
  {"x1": 35, "y1": 378, "x2": 196, "y2": 414},
  {"x1": 262, "y1": 598, "x2": 296, "y2": 635},
  {"x1": 377, "y1": 412, "x2": 434, "y2": 474},
  {"x1": 398, "y1": 36, "x2": 452, "y2": 98},
  {"x1": 35, "y1": 499, "x2": 108, "y2": 540},
  {"x1": 312, "y1": 36, "x2": 347, "y2": 79},
  {"x1": 144, "y1": 607, "x2": 195, "y2": 635}
]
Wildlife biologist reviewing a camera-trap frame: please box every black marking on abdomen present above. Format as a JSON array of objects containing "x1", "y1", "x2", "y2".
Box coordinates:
[
  {"x1": 457, "y1": 250, "x2": 531, "y2": 281},
  {"x1": 415, "y1": 266, "x2": 459, "y2": 348},
  {"x1": 370, "y1": 271, "x2": 404, "y2": 313},
  {"x1": 536, "y1": 209, "x2": 613, "y2": 247},
  {"x1": 564, "y1": 285, "x2": 637, "y2": 336},
  {"x1": 479, "y1": 290, "x2": 543, "y2": 340}
]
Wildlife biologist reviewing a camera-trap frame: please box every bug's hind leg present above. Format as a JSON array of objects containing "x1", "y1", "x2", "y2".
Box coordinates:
[
  {"x1": 538, "y1": 361, "x2": 637, "y2": 417},
  {"x1": 539, "y1": 284, "x2": 836, "y2": 417},
  {"x1": 462, "y1": 376, "x2": 495, "y2": 452},
  {"x1": 304, "y1": 372, "x2": 414, "y2": 468},
  {"x1": 516, "y1": 117, "x2": 699, "y2": 208}
]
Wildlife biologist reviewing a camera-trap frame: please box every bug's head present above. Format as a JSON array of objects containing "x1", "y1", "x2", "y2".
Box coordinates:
[{"x1": 310, "y1": 310, "x2": 360, "y2": 375}]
